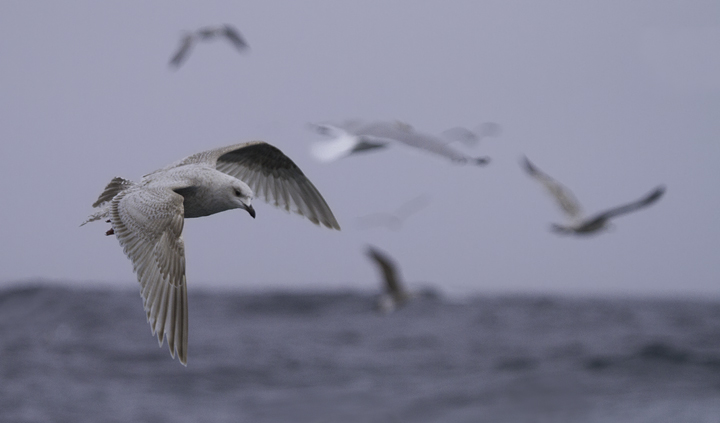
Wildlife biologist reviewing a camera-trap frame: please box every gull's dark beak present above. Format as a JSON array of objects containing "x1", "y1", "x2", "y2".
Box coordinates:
[{"x1": 244, "y1": 204, "x2": 256, "y2": 219}]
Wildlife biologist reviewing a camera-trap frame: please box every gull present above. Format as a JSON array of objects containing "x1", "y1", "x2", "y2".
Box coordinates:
[
  {"x1": 169, "y1": 24, "x2": 249, "y2": 69},
  {"x1": 309, "y1": 120, "x2": 492, "y2": 165},
  {"x1": 521, "y1": 156, "x2": 665, "y2": 235},
  {"x1": 366, "y1": 246, "x2": 411, "y2": 313},
  {"x1": 440, "y1": 121, "x2": 503, "y2": 147},
  {"x1": 82, "y1": 141, "x2": 340, "y2": 365},
  {"x1": 356, "y1": 194, "x2": 431, "y2": 231}
]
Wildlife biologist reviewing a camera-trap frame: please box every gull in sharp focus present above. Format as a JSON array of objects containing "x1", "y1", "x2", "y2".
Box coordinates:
[
  {"x1": 366, "y1": 246, "x2": 411, "y2": 313},
  {"x1": 521, "y1": 156, "x2": 665, "y2": 235},
  {"x1": 82, "y1": 141, "x2": 340, "y2": 365},
  {"x1": 309, "y1": 120, "x2": 493, "y2": 165},
  {"x1": 169, "y1": 24, "x2": 249, "y2": 69}
]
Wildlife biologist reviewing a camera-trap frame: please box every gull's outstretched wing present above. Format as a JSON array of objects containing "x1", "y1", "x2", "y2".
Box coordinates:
[
  {"x1": 173, "y1": 141, "x2": 340, "y2": 230},
  {"x1": 221, "y1": 24, "x2": 249, "y2": 51},
  {"x1": 585, "y1": 185, "x2": 666, "y2": 223},
  {"x1": 366, "y1": 246, "x2": 403, "y2": 297},
  {"x1": 169, "y1": 34, "x2": 195, "y2": 68},
  {"x1": 355, "y1": 121, "x2": 489, "y2": 165},
  {"x1": 441, "y1": 122, "x2": 502, "y2": 146},
  {"x1": 394, "y1": 194, "x2": 431, "y2": 221},
  {"x1": 522, "y1": 156, "x2": 584, "y2": 220},
  {"x1": 110, "y1": 186, "x2": 189, "y2": 365},
  {"x1": 357, "y1": 194, "x2": 431, "y2": 230}
]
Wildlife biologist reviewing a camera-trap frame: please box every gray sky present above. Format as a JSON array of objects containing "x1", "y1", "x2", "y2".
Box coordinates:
[{"x1": 1, "y1": 1, "x2": 718, "y2": 297}]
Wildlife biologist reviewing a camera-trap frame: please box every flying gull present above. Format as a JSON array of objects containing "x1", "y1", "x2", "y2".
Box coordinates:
[
  {"x1": 309, "y1": 120, "x2": 493, "y2": 165},
  {"x1": 440, "y1": 121, "x2": 503, "y2": 147},
  {"x1": 356, "y1": 194, "x2": 431, "y2": 231},
  {"x1": 521, "y1": 156, "x2": 665, "y2": 235},
  {"x1": 169, "y1": 24, "x2": 249, "y2": 69},
  {"x1": 82, "y1": 141, "x2": 340, "y2": 365},
  {"x1": 366, "y1": 245, "x2": 411, "y2": 313}
]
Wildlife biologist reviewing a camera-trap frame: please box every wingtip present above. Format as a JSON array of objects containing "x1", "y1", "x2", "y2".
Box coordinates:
[
  {"x1": 520, "y1": 155, "x2": 532, "y2": 169},
  {"x1": 365, "y1": 244, "x2": 384, "y2": 256},
  {"x1": 646, "y1": 185, "x2": 667, "y2": 202},
  {"x1": 477, "y1": 121, "x2": 503, "y2": 138},
  {"x1": 474, "y1": 156, "x2": 491, "y2": 166},
  {"x1": 550, "y1": 223, "x2": 573, "y2": 234},
  {"x1": 318, "y1": 217, "x2": 341, "y2": 231}
]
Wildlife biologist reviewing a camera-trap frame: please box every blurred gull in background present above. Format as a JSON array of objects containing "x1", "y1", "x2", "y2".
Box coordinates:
[
  {"x1": 366, "y1": 245, "x2": 411, "y2": 313},
  {"x1": 522, "y1": 156, "x2": 666, "y2": 236},
  {"x1": 356, "y1": 194, "x2": 431, "y2": 231},
  {"x1": 441, "y1": 121, "x2": 503, "y2": 147},
  {"x1": 169, "y1": 24, "x2": 249, "y2": 69},
  {"x1": 309, "y1": 120, "x2": 498, "y2": 165}
]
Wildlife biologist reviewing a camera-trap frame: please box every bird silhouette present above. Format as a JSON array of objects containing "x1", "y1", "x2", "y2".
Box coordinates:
[
  {"x1": 522, "y1": 156, "x2": 665, "y2": 235},
  {"x1": 366, "y1": 246, "x2": 411, "y2": 313},
  {"x1": 356, "y1": 195, "x2": 431, "y2": 231},
  {"x1": 169, "y1": 24, "x2": 249, "y2": 69},
  {"x1": 310, "y1": 120, "x2": 492, "y2": 165}
]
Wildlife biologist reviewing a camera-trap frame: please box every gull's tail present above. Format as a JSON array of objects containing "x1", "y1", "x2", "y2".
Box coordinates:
[{"x1": 81, "y1": 177, "x2": 135, "y2": 226}]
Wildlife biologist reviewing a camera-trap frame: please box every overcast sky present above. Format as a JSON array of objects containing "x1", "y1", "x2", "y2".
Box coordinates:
[{"x1": 1, "y1": 1, "x2": 718, "y2": 297}]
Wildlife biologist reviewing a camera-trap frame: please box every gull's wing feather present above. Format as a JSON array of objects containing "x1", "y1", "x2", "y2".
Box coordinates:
[
  {"x1": 169, "y1": 34, "x2": 195, "y2": 68},
  {"x1": 356, "y1": 195, "x2": 430, "y2": 230},
  {"x1": 586, "y1": 185, "x2": 666, "y2": 222},
  {"x1": 366, "y1": 246, "x2": 403, "y2": 296},
  {"x1": 175, "y1": 141, "x2": 340, "y2": 230},
  {"x1": 522, "y1": 156, "x2": 584, "y2": 220},
  {"x1": 91, "y1": 177, "x2": 135, "y2": 208},
  {"x1": 222, "y1": 24, "x2": 249, "y2": 50},
  {"x1": 110, "y1": 186, "x2": 188, "y2": 365},
  {"x1": 358, "y1": 121, "x2": 489, "y2": 164},
  {"x1": 394, "y1": 194, "x2": 431, "y2": 220},
  {"x1": 441, "y1": 127, "x2": 478, "y2": 144}
]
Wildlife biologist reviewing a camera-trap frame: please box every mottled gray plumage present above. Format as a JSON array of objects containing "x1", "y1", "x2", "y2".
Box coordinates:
[{"x1": 82, "y1": 141, "x2": 340, "y2": 365}]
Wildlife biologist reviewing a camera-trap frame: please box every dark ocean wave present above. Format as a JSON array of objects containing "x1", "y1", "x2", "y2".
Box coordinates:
[{"x1": 1, "y1": 284, "x2": 720, "y2": 423}]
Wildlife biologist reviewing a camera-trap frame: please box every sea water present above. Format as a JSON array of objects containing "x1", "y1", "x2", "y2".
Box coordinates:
[{"x1": 1, "y1": 285, "x2": 719, "y2": 422}]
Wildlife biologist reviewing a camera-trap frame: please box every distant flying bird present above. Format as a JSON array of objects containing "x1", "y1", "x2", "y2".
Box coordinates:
[
  {"x1": 82, "y1": 142, "x2": 340, "y2": 365},
  {"x1": 309, "y1": 120, "x2": 493, "y2": 165},
  {"x1": 366, "y1": 246, "x2": 411, "y2": 313},
  {"x1": 521, "y1": 156, "x2": 665, "y2": 235},
  {"x1": 169, "y1": 24, "x2": 249, "y2": 69},
  {"x1": 440, "y1": 121, "x2": 503, "y2": 147},
  {"x1": 356, "y1": 194, "x2": 431, "y2": 231}
]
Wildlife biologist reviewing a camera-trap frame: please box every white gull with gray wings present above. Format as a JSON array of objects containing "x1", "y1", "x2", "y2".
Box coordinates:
[
  {"x1": 310, "y1": 120, "x2": 494, "y2": 165},
  {"x1": 521, "y1": 156, "x2": 665, "y2": 235},
  {"x1": 82, "y1": 141, "x2": 340, "y2": 365}
]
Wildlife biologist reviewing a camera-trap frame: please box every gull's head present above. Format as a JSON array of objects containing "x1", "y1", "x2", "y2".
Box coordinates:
[
  {"x1": 228, "y1": 180, "x2": 255, "y2": 218},
  {"x1": 308, "y1": 123, "x2": 344, "y2": 138}
]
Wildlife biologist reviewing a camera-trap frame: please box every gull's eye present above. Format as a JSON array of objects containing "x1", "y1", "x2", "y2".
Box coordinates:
[{"x1": 234, "y1": 189, "x2": 242, "y2": 197}]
